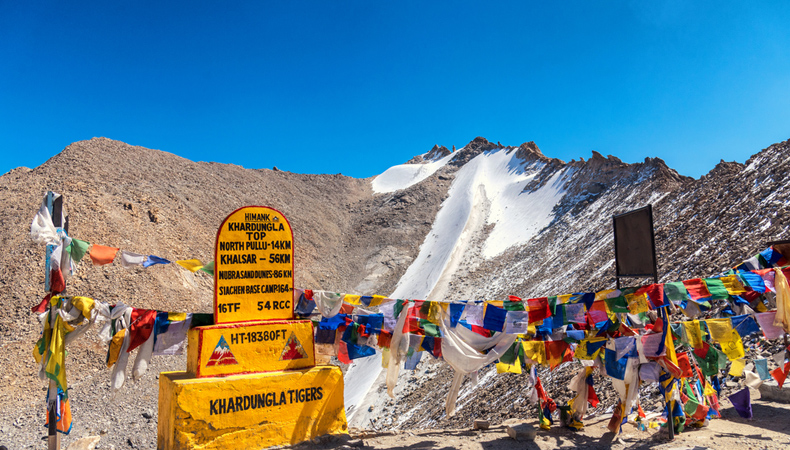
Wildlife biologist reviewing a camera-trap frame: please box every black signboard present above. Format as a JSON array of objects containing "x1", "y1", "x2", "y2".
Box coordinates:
[{"x1": 613, "y1": 205, "x2": 658, "y2": 288}]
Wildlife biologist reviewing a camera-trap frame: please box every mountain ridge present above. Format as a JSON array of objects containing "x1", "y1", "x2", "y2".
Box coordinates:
[{"x1": 1, "y1": 136, "x2": 789, "y2": 447}]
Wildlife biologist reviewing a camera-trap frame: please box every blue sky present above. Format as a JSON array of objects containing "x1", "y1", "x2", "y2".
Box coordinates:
[{"x1": 1, "y1": 1, "x2": 788, "y2": 179}]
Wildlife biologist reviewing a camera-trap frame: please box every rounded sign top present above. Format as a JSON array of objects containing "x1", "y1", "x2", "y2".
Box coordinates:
[{"x1": 214, "y1": 206, "x2": 294, "y2": 323}]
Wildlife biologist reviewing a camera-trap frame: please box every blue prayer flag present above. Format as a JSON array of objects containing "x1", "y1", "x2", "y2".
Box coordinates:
[
  {"x1": 483, "y1": 304, "x2": 507, "y2": 332},
  {"x1": 143, "y1": 255, "x2": 171, "y2": 267},
  {"x1": 604, "y1": 348, "x2": 627, "y2": 380}
]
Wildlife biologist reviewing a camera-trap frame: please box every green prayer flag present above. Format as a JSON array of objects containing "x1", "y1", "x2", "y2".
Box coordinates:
[
  {"x1": 703, "y1": 278, "x2": 729, "y2": 300},
  {"x1": 499, "y1": 340, "x2": 520, "y2": 365},
  {"x1": 693, "y1": 347, "x2": 719, "y2": 377},
  {"x1": 419, "y1": 319, "x2": 441, "y2": 337},
  {"x1": 198, "y1": 261, "x2": 214, "y2": 275},
  {"x1": 663, "y1": 282, "x2": 688, "y2": 302},
  {"x1": 716, "y1": 345, "x2": 728, "y2": 369},
  {"x1": 394, "y1": 299, "x2": 407, "y2": 319},
  {"x1": 66, "y1": 238, "x2": 90, "y2": 263},
  {"x1": 504, "y1": 300, "x2": 525, "y2": 311},
  {"x1": 605, "y1": 295, "x2": 629, "y2": 313}
]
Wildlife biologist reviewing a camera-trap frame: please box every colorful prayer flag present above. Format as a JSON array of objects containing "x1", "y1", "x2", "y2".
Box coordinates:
[
  {"x1": 65, "y1": 238, "x2": 90, "y2": 263},
  {"x1": 143, "y1": 255, "x2": 171, "y2": 268},
  {"x1": 175, "y1": 259, "x2": 203, "y2": 272},
  {"x1": 728, "y1": 388, "x2": 753, "y2": 419},
  {"x1": 89, "y1": 244, "x2": 119, "y2": 265}
]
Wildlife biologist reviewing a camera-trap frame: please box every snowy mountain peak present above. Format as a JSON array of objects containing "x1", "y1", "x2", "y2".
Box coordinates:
[{"x1": 374, "y1": 138, "x2": 702, "y2": 304}]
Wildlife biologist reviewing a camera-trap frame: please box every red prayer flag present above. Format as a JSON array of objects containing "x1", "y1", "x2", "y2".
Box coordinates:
[
  {"x1": 693, "y1": 342, "x2": 710, "y2": 359},
  {"x1": 676, "y1": 352, "x2": 694, "y2": 378},
  {"x1": 527, "y1": 297, "x2": 551, "y2": 324},
  {"x1": 403, "y1": 317, "x2": 422, "y2": 334},
  {"x1": 431, "y1": 338, "x2": 443, "y2": 359},
  {"x1": 377, "y1": 331, "x2": 392, "y2": 349},
  {"x1": 32, "y1": 294, "x2": 51, "y2": 313},
  {"x1": 741, "y1": 290, "x2": 761, "y2": 302},
  {"x1": 618, "y1": 323, "x2": 638, "y2": 337},
  {"x1": 771, "y1": 362, "x2": 790, "y2": 388},
  {"x1": 637, "y1": 284, "x2": 665, "y2": 309},
  {"x1": 683, "y1": 278, "x2": 710, "y2": 300},
  {"x1": 337, "y1": 341, "x2": 352, "y2": 364},
  {"x1": 587, "y1": 384, "x2": 600, "y2": 407},
  {"x1": 544, "y1": 340, "x2": 570, "y2": 370},
  {"x1": 534, "y1": 375, "x2": 549, "y2": 403},
  {"x1": 658, "y1": 355, "x2": 684, "y2": 378},
  {"x1": 50, "y1": 269, "x2": 65, "y2": 293},
  {"x1": 469, "y1": 325, "x2": 494, "y2": 337},
  {"x1": 126, "y1": 309, "x2": 157, "y2": 352}
]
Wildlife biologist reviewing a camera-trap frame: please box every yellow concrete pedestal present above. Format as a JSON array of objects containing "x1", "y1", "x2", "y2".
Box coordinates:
[
  {"x1": 158, "y1": 366, "x2": 348, "y2": 450},
  {"x1": 187, "y1": 320, "x2": 316, "y2": 377}
]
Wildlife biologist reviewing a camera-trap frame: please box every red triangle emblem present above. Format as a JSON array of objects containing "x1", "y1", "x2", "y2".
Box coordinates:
[
  {"x1": 206, "y1": 335, "x2": 238, "y2": 367},
  {"x1": 280, "y1": 332, "x2": 308, "y2": 360}
]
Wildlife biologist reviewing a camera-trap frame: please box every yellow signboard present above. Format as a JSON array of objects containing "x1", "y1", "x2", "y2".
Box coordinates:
[
  {"x1": 187, "y1": 320, "x2": 315, "y2": 378},
  {"x1": 214, "y1": 206, "x2": 294, "y2": 323},
  {"x1": 158, "y1": 366, "x2": 347, "y2": 450}
]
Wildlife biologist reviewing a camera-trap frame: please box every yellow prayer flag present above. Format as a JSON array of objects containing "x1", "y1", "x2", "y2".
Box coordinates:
[
  {"x1": 705, "y1": 318, "x2": 734, "y2": 343},
  {"x1": 176, "y1": 259, "x2": 204, "y2": 272},
  {"x1": 344, "y1": 295, "x2": 362, "y2": 305},
  {"x1": 70, "y1": 296, "x2": 95, "y2": 319},
  {"x1": 368, "y1": 295, "x2": 387, "y2": 307},
  {"x1": 496, "y1": 360, "x2": 522, "y2": 374},
  {"x1": 168, "y1": 312, "x2": 188, "y2": 322},
  {"x1": 595, "y1": 290, "x2": 615, "y2": 301},
  {"x1": 427, "y1": 301, "x2": 442, "y2": 325},
  {"x1": 45, "y1": 316, "x2": 71, "y2": 393},
  {"x1": 681, "y1": 320, "x2": 704, "y2": 349},
  {"x1": 665, "y1": 320, "x2": 679, "y2": 366},
  {"x1": 522, "y1": 341, "x2": 547, "y2": 365},
  {"x1": 107, "y1": 329, "x2": 127, "y2": 368},
  {"x1": 574, "y1": 337, "x2": 606, "y2": 360},
  {"x1": 720, "y1": 275, "x2": 746, "y2": 295},
  {"x1": 626, "y1": 292, "x2": 649, "y2": 314},
  {"x1": 380, "y1": 347, "x2": 390, "y2": 369},
  {"x1": 720, "y1": 329, "x2": 745, "y2": 361},
  {"x1": 728, "y1": 358, "x2": 746, "y2": 377},
  {"x1": 557, "y1": 294, "x2": 573, "y2": 304}
]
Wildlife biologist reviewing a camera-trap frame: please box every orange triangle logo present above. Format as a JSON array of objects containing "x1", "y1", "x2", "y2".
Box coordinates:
[
  {"x1": 206, "y1": 335, "x2": 239, "y2": 366},
  {"x1": 280, "y1": 332, "x2": 308, "y2": 360}
]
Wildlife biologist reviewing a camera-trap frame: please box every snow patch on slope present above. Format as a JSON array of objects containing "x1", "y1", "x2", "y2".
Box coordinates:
[
  {"x1": 483, "y1": 166, "x2": 568, "y2": 258},
  {"x1": 391, "y1": 148, "x2": 569, "y2": 299},
  {"x1": 372, "y1": 152, "x2": 454, "y2": 193}
]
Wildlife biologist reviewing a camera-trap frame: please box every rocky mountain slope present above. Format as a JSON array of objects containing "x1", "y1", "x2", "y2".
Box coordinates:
[{"x1": 0, "y1": 136, "x2": 788, "y2": 448}]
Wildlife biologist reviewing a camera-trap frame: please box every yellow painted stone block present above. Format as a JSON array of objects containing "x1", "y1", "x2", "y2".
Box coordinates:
[
  {"x1": 158, "y1": 366, "x2": 347, "y2": 450},
  {"x1": 214, "y1": 206, "x2": 295, "y2": 323},
  {"x1": 187, "y1": 320, "x2": 315, "y2": 377}
]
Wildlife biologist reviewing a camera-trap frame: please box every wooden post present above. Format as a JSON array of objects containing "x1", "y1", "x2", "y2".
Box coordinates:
[{"x1": 44, "y1": 192, "x2": 67, "y2": 450}]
